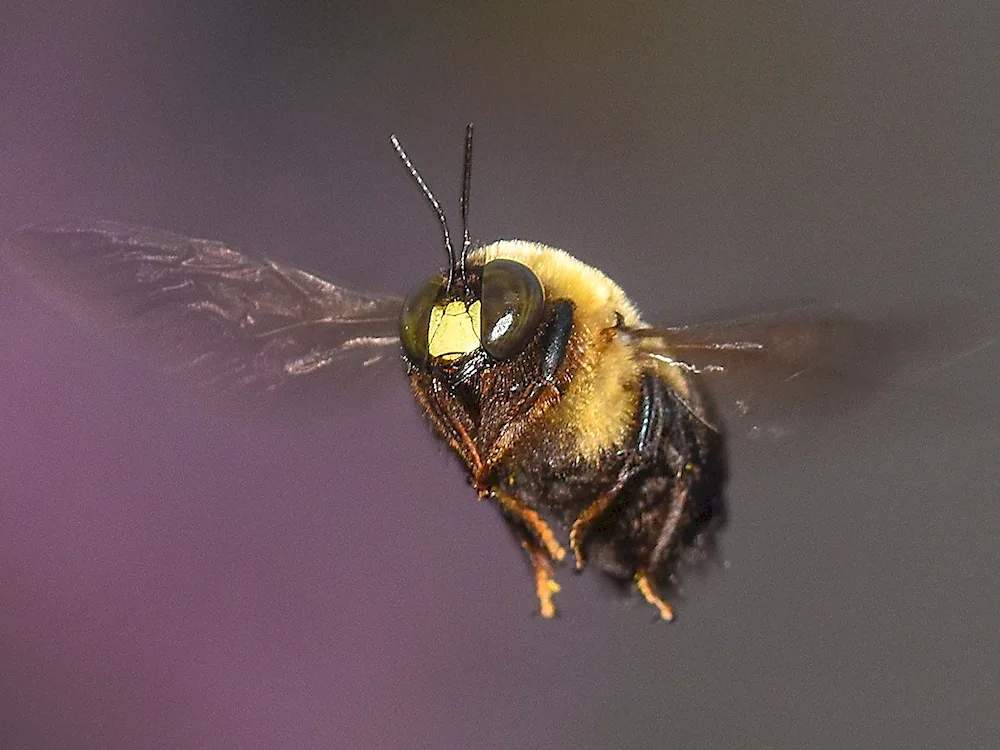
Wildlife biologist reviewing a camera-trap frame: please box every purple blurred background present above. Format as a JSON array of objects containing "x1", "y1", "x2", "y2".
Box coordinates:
[{"x1": 2, "y1": 2, "x2": 998, "y2": 747}]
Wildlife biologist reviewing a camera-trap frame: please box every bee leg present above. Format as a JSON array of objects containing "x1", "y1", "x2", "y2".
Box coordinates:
[
  {"x1": 489, "y1": 489, "x2": 566, "y2": 617},
  {"x1": 490, "y1": 488, "x2": 566, "y2": 562},
  {"x1": 634, "y1": 571, "x2": 674, "y2": 621},
  {"x1": 630, "y1": 473, "x2": 688, "y2": 622},
  {"x1": 523, "y1": 539, "x2": 561, "y2": 619},
  {"x1": 648, "y1": 466, "x2": 691, "y2": 572},
  {"x1": 569, "y1": 476, "x2": 628, "y2": 570},
  {"x1": 636, "y1": 415, "x2": 701, "y2": 620},
  {"x1": 569, "y1": 494, "x2": 613, "y2": 570}
]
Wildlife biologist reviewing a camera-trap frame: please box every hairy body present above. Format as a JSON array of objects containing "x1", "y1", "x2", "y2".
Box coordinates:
[{"x1": 407, "y1": 241, "x2": 725, "y2": 618}]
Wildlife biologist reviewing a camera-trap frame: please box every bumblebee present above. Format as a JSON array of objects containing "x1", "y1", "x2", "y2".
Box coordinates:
[{"x1": 5, "y1": 126, "x2": 853, "y2": 619}]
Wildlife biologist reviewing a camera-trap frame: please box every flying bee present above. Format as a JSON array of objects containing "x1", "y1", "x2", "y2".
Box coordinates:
[{"x1": 4, "y1": 125, "x2": 869, "y2": 620}]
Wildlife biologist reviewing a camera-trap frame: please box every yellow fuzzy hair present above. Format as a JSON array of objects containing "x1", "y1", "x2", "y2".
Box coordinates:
[{"x1": 469, "y1": 240, "x2": 646, "y2": 460}]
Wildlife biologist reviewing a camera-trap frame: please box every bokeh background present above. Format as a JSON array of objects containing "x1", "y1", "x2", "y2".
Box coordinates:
[{"x1": 1, "y1": 2, "x2": 998, "y2": 747}]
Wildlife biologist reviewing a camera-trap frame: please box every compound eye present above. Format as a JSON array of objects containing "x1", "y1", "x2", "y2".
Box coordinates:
[
  {"x1": 399, "y1": 273, "x2": 445, "y2": 363},
  {"x1": 481, "y1": 259, "x2": 544, "y2": 360}
]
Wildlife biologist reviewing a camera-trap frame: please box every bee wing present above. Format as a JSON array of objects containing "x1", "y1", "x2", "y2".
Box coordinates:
[
  {"x1": 4, "y1": 221, "x2": 403, "y2": 396},
  {"x1": 630, "y1": 311, "x2": 885, "y2": 438}
]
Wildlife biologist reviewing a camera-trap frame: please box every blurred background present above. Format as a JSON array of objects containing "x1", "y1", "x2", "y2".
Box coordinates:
[{"x1": 1, "y1": 1, "x2": 998, "y2": 747}]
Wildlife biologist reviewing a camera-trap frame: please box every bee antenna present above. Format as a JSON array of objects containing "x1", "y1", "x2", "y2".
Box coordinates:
[
  {"x1": 390, "y1": 134, "x2": 458, "y2": 293},
  {"x1": 458, "y1": 123, "x2": 474, "y2": 281}
]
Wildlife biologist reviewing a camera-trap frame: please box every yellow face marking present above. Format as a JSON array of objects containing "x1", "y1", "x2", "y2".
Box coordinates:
[{"x1": 427, "y1": 299, "x2": 482, "y2": 361}]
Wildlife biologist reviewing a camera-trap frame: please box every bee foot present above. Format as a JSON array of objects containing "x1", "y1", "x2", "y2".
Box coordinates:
[
  {"x1": 536, "y1": 569, "x2": 561, "y2": 619},
  {"x1": 635, "y1": 572, "x2": 674, "y2": 621}
]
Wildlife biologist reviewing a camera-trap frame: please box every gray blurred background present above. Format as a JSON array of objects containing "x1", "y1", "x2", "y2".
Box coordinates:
[{"x1": 1, "y1": 2, "x2": 998, "y2": 748}]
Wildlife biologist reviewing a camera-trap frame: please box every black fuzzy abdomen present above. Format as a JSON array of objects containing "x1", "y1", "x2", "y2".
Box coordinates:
[{"x1": 504, "y1": 370, "x2": 726, "y2": 584}]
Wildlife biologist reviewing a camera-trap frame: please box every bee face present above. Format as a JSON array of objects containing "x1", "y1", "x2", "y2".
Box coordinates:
[{"x1": 398, "y1": 258, "x2": 546, "y2": 369}]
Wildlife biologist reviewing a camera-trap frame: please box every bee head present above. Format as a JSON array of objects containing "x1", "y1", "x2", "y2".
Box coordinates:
[{"x1": 394, "y1": 126, "x2": 545, "y2": 368}]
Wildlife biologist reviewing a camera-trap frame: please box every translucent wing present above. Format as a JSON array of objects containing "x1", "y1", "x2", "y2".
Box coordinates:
[
  {"x1": 3, "y1": 221, "x2": 403, "y2": 396},
  {"x1": 629, "y1": 310, "x2": 888, "y2": 438}
]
